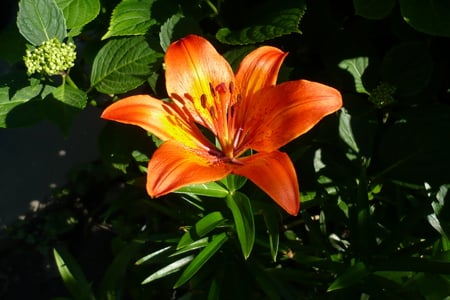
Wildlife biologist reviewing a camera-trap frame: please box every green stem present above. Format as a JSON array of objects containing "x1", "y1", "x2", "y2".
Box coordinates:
[
  {"x1": 205, "y1": 0, "x2": 219, "y2": 15},
  {"x1": 65, "y1": 74, "x2": 78, "y2": 89}
]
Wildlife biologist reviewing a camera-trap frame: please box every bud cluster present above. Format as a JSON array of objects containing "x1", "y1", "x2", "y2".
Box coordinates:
[
  {"x1": 24, "y1": 38, "x2": 76, "y2": 76},
  {"x1": 369, "y1": 82, "x2": 396, "y2": 109}
]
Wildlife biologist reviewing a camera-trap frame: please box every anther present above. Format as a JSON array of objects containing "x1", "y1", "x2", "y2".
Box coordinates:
[
  {"x1": 229, "y1": 81, "x2": 234, "y2": 94},
  {"x1": 209, "y1": 82, "x2": 216, "y2": 97},
  {"x1": 215, "y1": 82, "x2": 227, "y2": 94},
  {"x1": 200, "y1": 94, "x2": 207, "y2": 108}
]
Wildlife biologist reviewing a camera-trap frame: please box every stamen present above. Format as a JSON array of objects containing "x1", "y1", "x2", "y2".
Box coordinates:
[
  {"x1": 209, "y1": 82, "x2": 216, "y2": 97},
  {"x1": 209, "y1": 106, "x2": 216, "y2": 119},
  {"x1": 215, "y1": 82, "x2": 227, "y2": 94},
  {"x1": 229, "y1": 81, "x2": 234, "y2": 94},
  {"x1": 233, "y1": 127, "x2": 243, "y2": 149},
  {"x1": 200, "y1": 94, "x2": 207, "y2": 108}
]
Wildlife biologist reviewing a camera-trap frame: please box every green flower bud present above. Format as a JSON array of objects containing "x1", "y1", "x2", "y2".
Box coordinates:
[
  {"x1": 368, "y1": 82, "x2": 396, "y2": 109},
  {"x1": 24, "y1": 38, "x2": 76, "y2": 76}
]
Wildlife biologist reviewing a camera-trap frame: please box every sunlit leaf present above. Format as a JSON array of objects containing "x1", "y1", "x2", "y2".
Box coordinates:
[
  {"x1": 90, "y1": 36, "x2": 163, "y2": 94},
  {"x1": 135, "y1": 246, "x2": 173, "y2": 265},
  {"x1": 225, "y1": 192, "x2": 255, "y2": 259},
  {"x1": 338, "y1": 57, "x2": 369, "y2": 94},
  {"x1": 52, "y1": 84, "x2": 87, "y2": 109},
  {"x1": 175, "y1": 182, "x2": 229, "y2": 198},
  {"x1": 53, "y1": 247, "x2": 95, "y2": 300},
  {"x1": 174, "y1": 232, "x2": 228, "y2": 288},
  {"x1": 17, "y1": 0, "x2": 67, "y2": 46},
  {"x1": 338, "y1": 108, "x2": 360, "y2": 155},
  {"x1": 54, "y1": 0, "x2": 100, "y2": 36},
  {"x1": 141, "y1": 255, "x2": 194, "y2": 284},
  {"x1": 102, "y1": 0, "x2": 156, "y2": 39},
  {"x1": 177, "y1": 211, "x2": 226, "y2": 249}
]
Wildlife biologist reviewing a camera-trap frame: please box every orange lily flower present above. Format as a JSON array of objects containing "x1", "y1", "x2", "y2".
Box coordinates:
[{"x1": 101, "y1": 35, "x2": 342, "y2": 215}]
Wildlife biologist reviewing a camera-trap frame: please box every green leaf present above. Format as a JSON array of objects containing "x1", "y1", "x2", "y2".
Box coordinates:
[
  {"x1": 141, "y1": 255, "x2": 194, "y2": 284},
  {"x1": 159, "y1": 14, "x2": 201, "y2": 52},
  {"x1": 159, "y1": 13, "x2": 185, "y2": 52},
  {"x1": 328, "y1": 262, "x2": 370, "y2": 291},
  {"x1": 174, "y1": 232, "x2": 228, "y2": 288},
  {"x1": 98, "y1": 242, "x2": 141, "y2": 300},
  {"x1": 399, "y1": 0, "x2": 450, "y2": 37},
  {"x1": 225, "y1": 192, "x2": 255, "y2": 259},
  {"x1": 53, "y1": 247, "x2": 95, "y2": 300},
  {"x1": 135, "y1": 246, "x2": 173, "y2": 265},
  {"x1": 102, "y1": 0, "x2": 157, "y2": 40},
  {"x1": 216, "y1": 1, "x2": 305, "y2": 45},
  {"x1": 54, "y1": 0, "x2": 100, "y2": 36},
  {"x1": 222, "y1": 174, "x2": 247, "y2": 192},
  {"x1": 262, "y1": 207, "x2": 280, "y2": 262},
  {"x1": 353, "y1": 0, "x2": 396, "y2": 20},
  {"x1": 338, "y1": 57, "x2": 369, "y2": 94},
  {"x1": 177, "y1": 212, "x2": 226, "y2": 249},
  {"x1": 17, "y1": 0, "x2": 67, "y2": 46},
  {"x1": 380, "y1": 41, "x2": 433, "y2": 96},
  {"x1": 90, "y1": 36, "x2": 163, "y2": 94},
  {"x1": 175, "y1": 182, "x2": 229, "y2": 198},
  {"x1": 338, "y1": 108, "x2": 360, "y2": 155},
  {"x1": 52, "y1": 84, "x2": 87, "y2": 109}
]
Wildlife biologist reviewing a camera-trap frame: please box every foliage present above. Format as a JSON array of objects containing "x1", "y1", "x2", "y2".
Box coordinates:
[{"x1": 1, "y1": 0, "x2": 450, "y2": 299}]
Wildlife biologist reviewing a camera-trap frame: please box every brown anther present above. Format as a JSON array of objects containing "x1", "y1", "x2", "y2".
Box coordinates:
[
  {"x1": 229, "y1": 81, "x2": 234, "y2": 94},
  {"x1": 209, "y1": 106, "x2": 216, "y2": 118},
  {"x1": 184, "y1": 93, "x2": 194, "y2": 102},
  {"x1": 209, "y1": 82, "x2": 216, "y2": 97},
  {"x1": 200, "y1": 94, "x2": 207, "y2": 108}
]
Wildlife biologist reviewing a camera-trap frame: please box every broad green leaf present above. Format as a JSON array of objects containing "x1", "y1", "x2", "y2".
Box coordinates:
[
  {"x1": 53, "y1": 247, "x2": 95, "y2": 300},
  {"x1": 90, "y1": 36, "x2": 163, "y2": 94},
  {"x1": 338, "y1": 57, "x2": 369, "y2": 94},
  {"x1": 175, "y1": 182, "x2": 229, "y2": 198},
  {"x1": 399, "y1": 0, "x2": 450, "y2": 37},
  {"x1": 328, "y1": 262, "x2": 369, "y2": 291},
  {"x1": 338, "y1": 108, "x2": 360, "y2": 155},
  {"x1": 17, "y1": 0, "x2": 67, "y2": 46},
  {"x1": 225, "y1": 192, "x2": 255, "y2": 259},
  {"x1": 159, "y1": 14, "x2": 201, "y2": 52},
  {"x1": 54, "y1": 0, "x2": 100, "y2": 36},
  {"x1": 102, "y1": 0, "x2": 156, "y2": 40},
  {"x1": 52, "y1": 84, "x2": 87, "y2": 109},
  {"x1": 380, "y1": 41, "x2": 433, "y2": 96},
  {"x1": 353, "y1": 0, "x2": 396, "y2": 20},
  {"x1": 159, "y1": 13, "x2": 185, "y2": 52},
  {"x1": 174, "y1": 232, "x2": 228, "y2": 288},
  {"x1": 0, "y1": 81, "x2": 43, "y2": 128},
  {"x1": 141, "y1": 255, "x2": 194, "y2": 284},
  {"x1": 216, "y1": 1, "x2": 305, "y2": 45},
  {"x1": 177, "y1": 212, "x2": 226, "y2": 249}
]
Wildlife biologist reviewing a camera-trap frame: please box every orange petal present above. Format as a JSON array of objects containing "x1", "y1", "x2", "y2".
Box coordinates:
[
  {"x1": 101, "y1": 95, "x2": 213, "y2": 150},
  {"x1": 165, "y1": 35, "x2": 235, "y2": 131},
  {"x1": 232, "y1": 151, "x2": 300, "y2": 215},
  {"x1": 235, "y1": 46, "x2": 287, "y2": 100},
  {"x1": 244, "y1": 80, "x2": 342, "y2": 152},
  {"x1": 147, "y1": 140, "x2": 232, "y2": 197}
]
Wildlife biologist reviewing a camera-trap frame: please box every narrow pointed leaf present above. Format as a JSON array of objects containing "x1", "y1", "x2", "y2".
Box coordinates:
[
  {"x1": 177, "y1": 212, "x2": 226, "y2": 249},
  {"x1": 175, "y1": 182, "x2": 229, "y2": 198},
  {"x1": 135, "y1": 246, "x2": 173, "y2": 265},
  {"x1": 174, "y1": 232, "x2": 228, "y2": 288},
  {"x1": 141, "y1": 255, "x2": 194, "y2": 285},
  {"x1": 327, "y1": 262, "x2": 369, "y2": 291},
  {"x1": 17, "y1": 0, "x2": 67, "y2": 46},
  {"x1": 53, "y1": 247, "x2": 95, "y2": 300},
  {"x1": 338, "y1": 108, "x2": 360, "y2": 154},
  {"x1": 225, "y1": 192, "x2": 255, "y2": 259},
  {"x1": 262, "y1": 208, "x2": 280, "y2": 262}
]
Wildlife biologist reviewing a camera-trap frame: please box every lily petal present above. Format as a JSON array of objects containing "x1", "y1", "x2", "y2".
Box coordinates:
[
  {"x1": 165, "y1": 35, "x2": 235, "y2": 131},
  {"x1": 232, "y1": 151, "x2": 300, "y2": 215},
  {"x1": 235, "y1": 46, "x2": 287, "y2": 100},
  {"x1": 147, "y1": 141, "x2": 232, "y2": 197},
  {"x1": 101, "y1": 95, "x2": 213, "y2": 150},
  {"x1": 245, "y1": 80, "x2": 342, "y2": 152}
]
